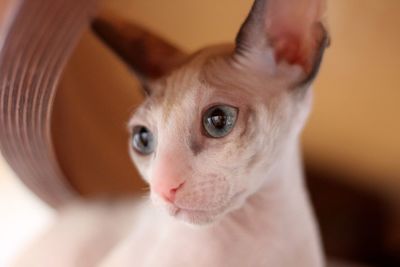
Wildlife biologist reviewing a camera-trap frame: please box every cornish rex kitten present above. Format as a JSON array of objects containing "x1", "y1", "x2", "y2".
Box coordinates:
[{"x1": 14, "y1": 0, "x2": 329, "y2": 266}]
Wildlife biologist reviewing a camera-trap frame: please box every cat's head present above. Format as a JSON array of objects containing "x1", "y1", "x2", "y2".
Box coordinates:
[{"x1": 93, "y1": 0, "x2": 329, "y2": 225}]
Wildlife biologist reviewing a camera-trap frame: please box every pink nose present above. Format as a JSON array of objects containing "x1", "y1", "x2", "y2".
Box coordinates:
[{"x1": 153, "y1": 179, "x2": 185, "y2": 203}]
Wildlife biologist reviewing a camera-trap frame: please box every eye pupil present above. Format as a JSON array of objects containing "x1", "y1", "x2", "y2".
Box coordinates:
[
  {"x1": 203, "y1": 105, "x2": 238, "y2": 138},
  {"x1": 139, "y1": 129, "x2": 149, "y2": 147},
  {"x1": 132, "y1": 126, "x2": 155, "y2": 155},
  {"x1": 210, "y1": 108, "x2": 227, "y2": 129}
]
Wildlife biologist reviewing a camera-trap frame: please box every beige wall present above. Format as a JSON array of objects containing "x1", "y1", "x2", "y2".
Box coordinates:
[
  {"x1": 100, "y1": 0, "x2": 400, "y2": 198},
  {"x1": 306, "y1": 0, "x2": 400, "y2": 194}
]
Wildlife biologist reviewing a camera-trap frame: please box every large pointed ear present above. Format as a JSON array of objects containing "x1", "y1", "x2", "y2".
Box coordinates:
[
  {"x1": 235, "y1": 0, "x2": 329, "y2": 84},
  {"x1": 91, "y1": 12, "x2": 187, "y2": 84}
]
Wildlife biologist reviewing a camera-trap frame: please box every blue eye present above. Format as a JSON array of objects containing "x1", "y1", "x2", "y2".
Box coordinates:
[
  {"x1": 203, "y1": 105, "x2": 238, "y2": 138},
  {"x1": 132, "y1": 126, "x2": 155, "y2": 155}
]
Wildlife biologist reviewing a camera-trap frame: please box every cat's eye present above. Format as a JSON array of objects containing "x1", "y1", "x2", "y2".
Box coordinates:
[
  {"x1": 202, "y1": 105, "x2": 238, "y2": 138},
  {"x1": 131, "y1": 126, "x2": 155, "y2": 155}
]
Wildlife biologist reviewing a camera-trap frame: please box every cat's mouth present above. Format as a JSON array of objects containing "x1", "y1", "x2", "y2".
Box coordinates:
[{"x1": 165, "y1": 190, "x2": 246, "y2": 225}]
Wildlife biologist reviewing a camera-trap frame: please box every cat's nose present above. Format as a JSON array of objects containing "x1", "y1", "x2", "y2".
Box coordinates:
[
  {"x1": 153, "y1": 179, "x2": 185, "y2": 203},
  {"x1": 151, "y1": 151, "x2": 187, "y2": 203}
]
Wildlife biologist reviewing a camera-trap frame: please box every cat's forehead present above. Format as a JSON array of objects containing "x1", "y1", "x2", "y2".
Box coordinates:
[
  {"x1": 145, "y1": 46, "x2": 252, "y2": 119},
  {"x1": 133, "y1": 44, "x2": 288, "y2": 125}
]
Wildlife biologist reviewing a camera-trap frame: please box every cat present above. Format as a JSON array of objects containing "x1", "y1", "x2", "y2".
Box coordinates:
[{"x1": 13, "y1": 0, "x2": 329, "y2": 266}]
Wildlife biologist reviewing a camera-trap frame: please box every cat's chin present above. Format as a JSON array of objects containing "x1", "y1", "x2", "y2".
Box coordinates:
[
  {"x1": 168, "y1": 207, "x2": 226, "y2": 225},
  {"x1": 164, "y1": 191, "x2": 247, "y2": 225}
]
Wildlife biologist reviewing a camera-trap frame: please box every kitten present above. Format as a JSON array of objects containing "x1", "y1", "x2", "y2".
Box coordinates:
[{"x1": 14, "y1": 0, "x2": 329, "y2": 266}]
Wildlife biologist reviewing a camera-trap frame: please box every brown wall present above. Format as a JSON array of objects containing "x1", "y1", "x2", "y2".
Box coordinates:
[{"x1": 52, "y1": 32, "x2": 146, "y2": 196}]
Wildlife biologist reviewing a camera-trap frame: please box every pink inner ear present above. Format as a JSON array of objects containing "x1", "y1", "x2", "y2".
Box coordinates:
[{"x1": 265, "y1": 0, "x2": 325, "y2": 73}]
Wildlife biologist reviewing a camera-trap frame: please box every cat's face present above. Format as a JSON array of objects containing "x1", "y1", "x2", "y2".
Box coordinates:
[
  {"x1": 93, "y1": 0, "x2": 328, "y2": 224},
  {"x1": 128, "y1": 46, "x2": 314, "y2": 224}
]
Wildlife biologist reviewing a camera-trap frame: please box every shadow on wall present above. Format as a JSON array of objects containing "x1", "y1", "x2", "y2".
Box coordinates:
[{"x1": 306, "y1": 162, "x2": 400, "y2": 267}]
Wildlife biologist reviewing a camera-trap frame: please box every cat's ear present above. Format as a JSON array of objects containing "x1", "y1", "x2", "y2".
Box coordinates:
[
  {"x1": 235, "y1": 0, "x2": 329, "y2": 84},
  {"x1": 91, "y1": 12, "x2": 187, "y2": 86}
]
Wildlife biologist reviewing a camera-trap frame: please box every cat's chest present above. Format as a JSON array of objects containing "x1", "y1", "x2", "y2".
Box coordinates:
[{"x1": 101, "y1": 207, "x2": 270, "y2": 267}]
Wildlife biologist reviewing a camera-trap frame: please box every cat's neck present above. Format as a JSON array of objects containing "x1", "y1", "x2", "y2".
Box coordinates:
[{"x1": 215, "y1": 137, "x2": 323, "y2": 265}]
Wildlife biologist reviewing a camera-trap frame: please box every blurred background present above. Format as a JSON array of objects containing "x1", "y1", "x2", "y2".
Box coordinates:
[{"x1": 1, "y1": 0, "x2": 399, "y2": 266}]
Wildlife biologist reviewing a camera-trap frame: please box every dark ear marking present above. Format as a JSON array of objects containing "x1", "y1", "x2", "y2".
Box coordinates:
[
  {"x1": 235, "y1": 0, "x2": 266, "y2": 55},
  {"x1": 140, "y1": 82, "x2": 152, "y2": 96},
  {"x1": 91, "y1": 11, "x2": 187, "y2": 81}
]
